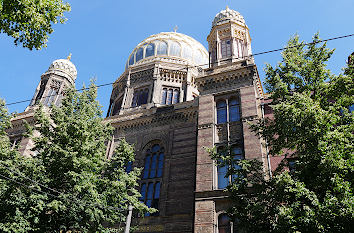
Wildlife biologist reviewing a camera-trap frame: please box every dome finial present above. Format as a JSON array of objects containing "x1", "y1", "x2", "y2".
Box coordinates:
[
  {"x1": 67, "y1": 53, "x2": 72, "y2": 61},
  {"x1": 226, "y1": 5, "x2": 229, "y2": 10},
  {"x1": 173, "y1": 25, "x2": 178, "y2": 32}
]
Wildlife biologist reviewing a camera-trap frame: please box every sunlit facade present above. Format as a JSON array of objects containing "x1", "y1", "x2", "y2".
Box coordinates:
[{"x1": 8, "y1": 7, "x2": 270, "y2": 233}]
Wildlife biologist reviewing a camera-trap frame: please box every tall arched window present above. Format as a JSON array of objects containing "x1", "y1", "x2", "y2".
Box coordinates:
[
  {"x1": 182, "y1": 44, "x2": 193, "y2": 60},
  {"x1": 141, "y1": 144, "x2": 164, "y2": 216},
  {"x1": 161, "y1": 88, "x2": 167, "y2": 104},
  {"x1": 145, "y1": 43, "x2": 155, "y2": 57},
  {"x1": 156, "y1": 41, "x2": 168, "y2": 55},
  {"x1": 216, "y1": 100, "x2": 227, "y2": 124},
  {"x1": 221, "y1": 39, "x2": 232, "y2": 58},
  {"x1": 172, "y1": 89, "x2": 180, "y2": 104},
  {"x1": 129, "y1": 53, "x2": 135, "y2": 66},
  {"x1": 169, "y1": 41, "x2": 181, "y2": 56},
  {"x1": 135, "y1": 47, "x2": 144, "y2": 62}
]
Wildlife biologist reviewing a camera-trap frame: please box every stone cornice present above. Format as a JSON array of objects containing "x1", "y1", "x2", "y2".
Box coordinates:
[{"x1": 105, "y1": 101, "x2": 198, "y2": 132}]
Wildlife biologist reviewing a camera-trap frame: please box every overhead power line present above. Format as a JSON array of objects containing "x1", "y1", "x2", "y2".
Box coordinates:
[
  {"x1": 0, "y1": 163, "x2": 126, "y2": 212},
  {"x1": 4, "y1": 33, "x2": 353, "y2": 107}
]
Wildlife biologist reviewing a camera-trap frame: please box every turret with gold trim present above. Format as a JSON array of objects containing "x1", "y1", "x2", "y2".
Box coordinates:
[
  {"x1": 26, "y1": 54, "x2": 77, "y2": 110},
  {"x1": 207, "y1": 6, "x2": 252, "y2": 67}
]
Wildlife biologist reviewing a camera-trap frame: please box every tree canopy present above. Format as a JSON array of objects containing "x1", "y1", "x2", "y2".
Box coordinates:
[
  {"x1": 0, "y1": 84, "x2": 149, "y2": 232},
  {"x1": 0, "y1": 0, "x2": 71, "y2": 50},
  {"x1": 210, "y1": 34, "x2": 353, "y2": 233}
]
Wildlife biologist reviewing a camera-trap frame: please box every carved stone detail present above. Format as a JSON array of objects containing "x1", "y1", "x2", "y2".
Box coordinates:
[
  {"x1": 159, "y1": 69, "x2": 187, "y2": 83},
  {"x1": 130, "y1": 69, "x2": 154, "y2": 85}
]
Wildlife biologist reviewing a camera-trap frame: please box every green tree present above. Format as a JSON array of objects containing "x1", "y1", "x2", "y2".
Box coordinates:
[
  {"x1": 0, "y1": 99, "x2": 47, "y2": 232},
  {"x1": 0, "y1": 0, "x2": 71, "y2": 50},
  {"x1": 210, "y1": 34, "x2": 353, "y2": 233},
  {"x1": 0, "y1": 84, "x2": 149, "y2": 232}
]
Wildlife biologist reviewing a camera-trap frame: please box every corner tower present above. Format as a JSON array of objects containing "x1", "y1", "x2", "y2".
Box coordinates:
[
  {"x1": 7, "y1": 56, "x2": 77, "y2": 157},
  {"x1": 194, "y1": 7, "x2": 267, "y2": 233},
  {"x1": 208, "y1": 6, "x2": 252, "y2": 67},
  {"x1": 26, "y1": 55, "x2": 77, "y2": 111}
]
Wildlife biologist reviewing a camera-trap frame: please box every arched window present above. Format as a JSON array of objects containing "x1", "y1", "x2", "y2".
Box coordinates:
[
  {"x1": 161, "y1": 87, "x2": 179, "y2": 105},
  {"x1": 161, "y1": 88, "x2": 167, "y2": 104},
  {"x1": 135, "y1": 47, "x2": 144, "y2": 62},
  {"x1": 221, "y1": 39, "x2": 232, "y2": 58},
  {"x1": 229, "y1": 99, "x2": 240, "y2": 122},
  {"x1": 167, "y1": 89, "x2": 173, "y2": 105},
  {"x1": 156, "y1": 41, "x2": 168, "y2": 55},
  {"x1": 182, "y1": 44, "x2": 193, "y2": 60},
  {"x1": 141, "y1": 144, "x2": 164, "y2": 216},
  {"x1": 218, "y1": 214, "x2": 231, "y2": 233},
  {"x1": 172, "y1": 89, "x2": 180, "y2": 104},
  {"x1": 194, "y1": 50, "x2": 205, "y2": 65},
  {"x1": 216, "y1": 100, "x2": 227, "y2": 124},
  {"x1": 129, "y1": 53, "x2": 135, "y2": 66},
  {"x1": 145, "y1": 43, "x2": 155, "y2": 57},
  {"x1": 169, "y1": 41, "x2": 181, "y2": 56}
]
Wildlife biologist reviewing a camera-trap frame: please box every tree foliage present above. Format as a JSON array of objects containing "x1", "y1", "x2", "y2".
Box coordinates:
[
  {"x1": 0, "y1": 0, "x2": 71, "y2": 50},
  {"x1": 0, "y1": 84, "x2": 149, "y2": 232},
  {"x1": 210, "y1": 34, "x2": 353, "y2": 233}
]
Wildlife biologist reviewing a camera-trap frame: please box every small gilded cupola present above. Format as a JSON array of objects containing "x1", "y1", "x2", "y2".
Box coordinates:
[{"x1": 207, "y1": 6, "x2": 252, "y2": 67}]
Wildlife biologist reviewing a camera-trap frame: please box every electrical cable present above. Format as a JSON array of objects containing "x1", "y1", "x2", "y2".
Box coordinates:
[
  {"x1": 0, "y1": 164, "x2": 126, "y2": 212},
  {"x1": 4, "y1": 33, "x2": 353, "y2": 107}
]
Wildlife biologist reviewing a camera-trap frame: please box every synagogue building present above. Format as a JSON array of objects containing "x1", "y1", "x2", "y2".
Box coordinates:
[{"x1": 8, "y1": 7, "x2": 278, "y2": 233}]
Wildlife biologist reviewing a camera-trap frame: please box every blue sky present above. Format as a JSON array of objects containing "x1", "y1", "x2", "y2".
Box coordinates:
[{"x1": 1, "y1": 0, "x2": 353, "y2": 114}]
